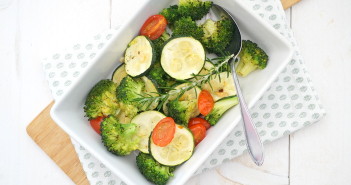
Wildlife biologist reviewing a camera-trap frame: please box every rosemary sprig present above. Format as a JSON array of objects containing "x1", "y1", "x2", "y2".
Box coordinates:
[{"x1": 132, "y1": 54, "x2": 234, "y2": 110}]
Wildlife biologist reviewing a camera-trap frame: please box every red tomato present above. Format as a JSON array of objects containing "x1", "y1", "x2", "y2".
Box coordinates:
[
  {"x1": 152, "y1": 117, "x2": 176, "y2": 147},
  {"x1": 90, "y1": 116, "x2": 105, "y2": 134},
  {"x1": 198, "y1": 90, "x2": 214, "y2": 116},
  {"x1": 189, "y1": 124, "x2": 207, "y2": 146},
  {"x1": 140, "y1": 15, "x2": 167, "y2": 40},
  {"x1": 188, "y1": 117, "x2": 211, "y2": 130}
]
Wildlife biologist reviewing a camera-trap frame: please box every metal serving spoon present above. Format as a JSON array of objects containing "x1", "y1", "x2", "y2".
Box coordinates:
[{"x1": 211, "y1": 4, "x2": 264, "y2": 166}]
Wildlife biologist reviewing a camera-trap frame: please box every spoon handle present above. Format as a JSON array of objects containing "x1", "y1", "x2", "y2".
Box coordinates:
[{"x1": 230, "y1": 59, "x2": 264, "y2": 166}]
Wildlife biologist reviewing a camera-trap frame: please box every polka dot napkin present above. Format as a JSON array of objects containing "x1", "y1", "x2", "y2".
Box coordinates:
[{"x1": 42, "y1": 0, "x2": 325, "y2": 184}]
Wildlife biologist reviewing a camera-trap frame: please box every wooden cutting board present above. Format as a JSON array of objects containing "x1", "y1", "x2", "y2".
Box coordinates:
[{"x1": 26, "y1": 1, "x2": 300, "y2": 184}]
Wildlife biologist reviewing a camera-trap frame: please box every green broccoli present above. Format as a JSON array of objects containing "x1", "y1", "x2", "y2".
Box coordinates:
[
  {"x1": 178, "y1": 0, "x2": 213, "y2": 20},
  {"x1": 136, "y1": 153, "x2": 175, "y2": 185},
  {"x1": 205, "y1": 96, "x2": 238, "y2": 126},
  {"x1": 160, "y1": 5, "x2": 181, "y2": 24},
  {"x1": 147, "y1": 62, "x2": 177, "y2": 93},
  {"x1": 167, "y1": 99, "x2": 197, "y2": 126},
  {"x1": 100, "y1": 116, "x2": 140, "y2": 156},
  {"x1": 152, "y1": 32, "x2": 171, "y2": 59},
  {"x1": 84, "y1": 79, "x2": 119, "y2": 120},
  {"x1": 201, "y1": 18, "x2": 235, "y2": 55},
  {"x1": 116, "y1": 101, "x2": 139, "y2": 124},
  {"x1": 172, "y1": 17, "x2": 204, "y2": 41},
  {"x1": 236, "y1": 40, "x2": 269, "y2": 77},
  {"x1": 116, "y1": 76, "x2": 144, "y2": 107}
]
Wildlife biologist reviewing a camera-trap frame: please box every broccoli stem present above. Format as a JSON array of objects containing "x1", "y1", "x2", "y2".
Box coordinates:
[{"x1": 236, "y1": 61, "x2": 257, "y2": 77}]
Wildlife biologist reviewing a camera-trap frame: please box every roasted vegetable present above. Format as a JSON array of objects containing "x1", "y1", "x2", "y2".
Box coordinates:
[
  {"x1": 201, "y1": 18, "x2": 235, "y2": 55},
  {"x1": 100, "y1": 116, "x2": 140, "y2": 156},
  {"x1": 172, "y1": 17, "x2": 204, "y2": 41},
  {"x1": 159, "y1": 5, "x2": 181, "y2": 24},
  {"x1": 205, "y1": 95, "x2": 238, "y2": 125},
  {"x1": 167, "y1": 99, "x2": 198, "y2": 126},
  {"x1": 178, "y1": 0, "x2": 213, "y2": 20},
  {"x1": 116, "y1": 76, "x2": 144, "y2": 106},
  {"x1": 147, "y1": 62, "x2": 176, "y2": 93},
  {"x1": 236, "y1": 40, "x2": 269, "y2": 77},
  {"x1": 84, "y1": 79, "x2": 119, "y2": 120},
  {"x1": 136, "y1": 153, "x2": 175, "y2": 185},
  {"x1": 152, "y1": 31, "x2": 171, "y2": 59}
]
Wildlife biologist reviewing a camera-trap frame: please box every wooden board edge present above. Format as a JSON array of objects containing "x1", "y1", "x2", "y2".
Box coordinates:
[
  {"x1": 26, "y1": 101, "x2": 89, "y2": 185},
  {"x1": 281, "y1": 0, "x2": 301, "y2": 9}
]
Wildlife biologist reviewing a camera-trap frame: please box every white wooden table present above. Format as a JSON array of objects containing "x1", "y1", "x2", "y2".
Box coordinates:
[{"x1": 1, "y1": 0, "x2": 351, "y2": 184}]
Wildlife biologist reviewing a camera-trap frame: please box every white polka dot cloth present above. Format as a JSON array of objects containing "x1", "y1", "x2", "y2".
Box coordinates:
[{"x1": 42, "y1": 0, "x2": 325, "y2": 184}]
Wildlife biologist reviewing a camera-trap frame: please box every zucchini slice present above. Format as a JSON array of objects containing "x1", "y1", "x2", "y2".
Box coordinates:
[
  {"x1": 161, "y1": 37, "x2": 205, "y2": 80},
  {"x1": 192, "y1": 61, "x2": 215, "y2": 81},
  {"x1": 162, "y1": 83, "x2": 201, "y2": 117},
  {"x1": 124, "y1": 36, "x2": 155, "y2": 77},
  {"x1": 205, "y1": 95, "x2": 239, "y2": 126},
  {"x1": 150, "y1": 124, "x2": 194, "y2": 166},
  {"x1": 201, "y1": 72, "x2": 236, "y2": 101},
  {"x1": 139, "y1": 76, "x2": 159, "y2": 111},
  {"x1": 131, "y1": 111, "x2": 166, "y2": 153},
  {"x1": 199, "y1": 61, "x2": 215, "y2": 75},
  {"x1": 111, "y1": 64, "x2": 128, "y2": 86}
]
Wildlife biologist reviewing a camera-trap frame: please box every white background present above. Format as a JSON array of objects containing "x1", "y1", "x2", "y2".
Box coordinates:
[{"x1": 1, "y1": 0, "x2": 351, "y2": 184}]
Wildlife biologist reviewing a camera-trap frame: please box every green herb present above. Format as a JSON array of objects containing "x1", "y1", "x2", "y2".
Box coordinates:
[{"x1": 132, "y1": 54, "x2": 234, "y2": 110}]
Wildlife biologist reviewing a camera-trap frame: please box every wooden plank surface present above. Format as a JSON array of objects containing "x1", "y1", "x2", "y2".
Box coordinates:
[
  {"x1": 26, "y1": 102, "x2": 89, "y2": 185},
  {"x1": 281, "y1": 0, "x2": 301, "y2": 9},
  {"x1": 25, "y1": 1, "x2": 300, "y2": 184}
]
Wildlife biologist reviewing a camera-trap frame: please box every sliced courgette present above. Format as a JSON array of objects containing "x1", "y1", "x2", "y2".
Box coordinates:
[
  {"x1": 199, "y1": 61, "x2": 215, "y2": 75},
  {"x1": 161, "y1": 37, "x2": 205, "y2": 80},
  {"x1": 111, "y1": 64, "x2": 128, "y2": 86},
  {"x1": 205, "y1": 95, "x2": 239, "y2": 126},
  {"x1": 192, "y1": 61, "x2": 215, "y2": 81},
  {"x1": 131, "y1": 111, "x2": 166, "y2": 153},
  {"x1": 139, "y1": 76, "x2": 159, "y2": 111},
  {"x1": 201, "y1": 72, "x2": 236, "y2": 101},
  {"x1": 150, "y1": 124, "x2": 194, "y2": 166},
  {"x1": 162, "y1": 83, "x2": 201, "y2": 117},
  {"x1": 124, "y1": 36, "x2": 155, "y2": 77}
]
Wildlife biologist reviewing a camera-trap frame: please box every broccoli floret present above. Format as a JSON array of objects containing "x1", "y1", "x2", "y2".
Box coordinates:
[
  {"x1": 116, "y1": 76, "x2": 144, "y2": 107},
  {"x1": 117, "y1": 101, "x2": 139, "y2": 124},
  {"x1": 236, "y1": 40, "x2": 269, "y2": 77},
  {"x1": 84, "y1": 79, "x2": 119, "y2": 120},
  {"x1": 147, "y1": 62, "x2": 176, "y2": 93},
  {"x1": 201, "y1": 18, "x2": 235, "y2": 55},
  {"x1": 205, "y1": 96, "x2": 238, "y2": 125},
  {"x1": 100, "y1": 116, "x2": 140, "y2": 156},
  {"x1": 173, "y1": 17, "x2": 204, "y2": 41},
  {"x1": 160, "y1": 5, "x2": 181, "y2": 24},
  {"x1": 152, "y1": 32, "x2": 171, "y2": 59},
  {"x1": 178, "y1": 0, "x2": 213, "y2": 20},
  {"x1": 136, "y1": 153, "x2": 175, "y2": 185},
  {"x1": 167, "y1": 99, "x2": 197, "y2": 125}
]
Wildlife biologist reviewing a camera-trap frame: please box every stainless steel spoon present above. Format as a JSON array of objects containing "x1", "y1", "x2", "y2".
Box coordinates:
[{"x1": 211, "y1": 4, "x2": 265, "y2": 166}]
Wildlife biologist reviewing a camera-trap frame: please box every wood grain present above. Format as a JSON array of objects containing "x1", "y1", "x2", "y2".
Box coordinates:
[
  {"x1": 26, "y1": 102, "x2": 89, "y2": 185},
  {"x1": 281, "y1": 0, "x2": 301, "y2": 9},
  {"x1": 25, "y1": 0, "x2": 300, "y2": 184}
]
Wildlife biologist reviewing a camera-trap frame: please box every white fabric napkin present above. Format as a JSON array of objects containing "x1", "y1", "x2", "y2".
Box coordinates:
[{"x1": 42, "y1": 0, "x2": 325, "y2": 184}]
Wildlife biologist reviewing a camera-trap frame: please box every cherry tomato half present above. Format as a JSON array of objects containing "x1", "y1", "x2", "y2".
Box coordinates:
[
  {"x1": 198, "y1": 90, "x2": 214, "y2": 116},
  {"x1": 90, "y1": 116, "x2": 105, "y2": 134},
  {"x1": 140, "y1": 15, "x2": 167, "y2": 40},
  {"x1": 152, "y1": 117, "x2": 176, "y2": 147},
  {"x1": 189, "y1": 124, "x2": 207, "y2": 146},
  {"x1": 188, "y1": 117, "x2": 211, "y2": 130}
]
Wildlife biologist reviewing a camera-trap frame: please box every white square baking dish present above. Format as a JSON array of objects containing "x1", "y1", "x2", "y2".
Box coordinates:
[{"x1": 51, "y1": 0, "x2": 293, "y2": 184}]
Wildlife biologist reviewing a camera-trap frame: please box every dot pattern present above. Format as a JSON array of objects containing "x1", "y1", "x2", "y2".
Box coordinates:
[{"x1": 42, "y1": 1, "x2": 326, "y2": 184}]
